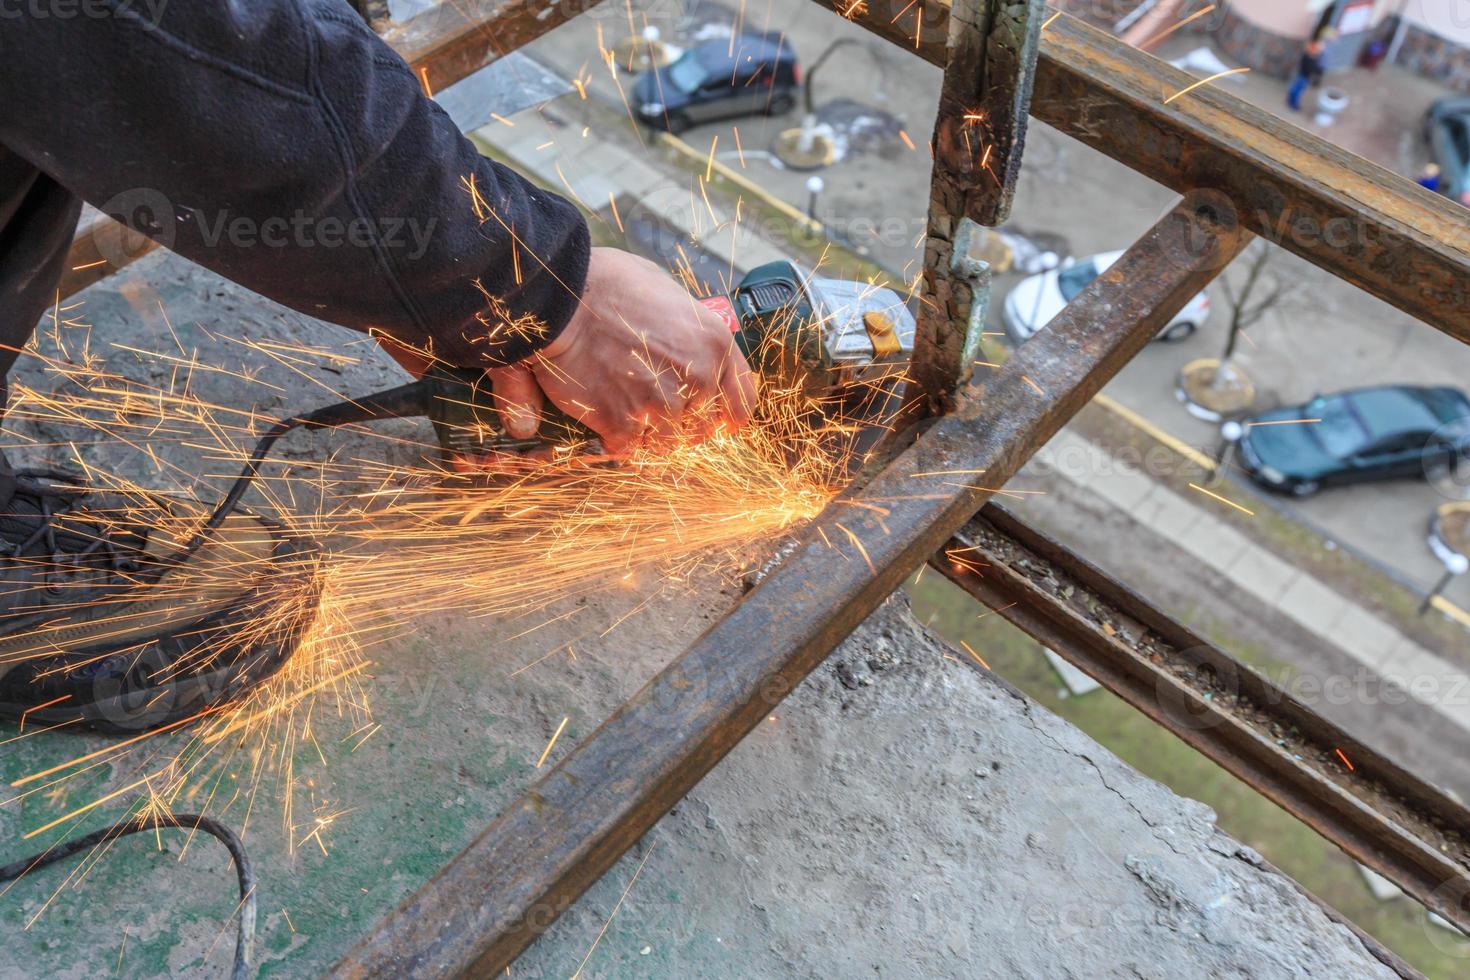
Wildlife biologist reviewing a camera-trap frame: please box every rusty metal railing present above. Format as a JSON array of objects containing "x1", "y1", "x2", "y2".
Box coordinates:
[{"x1": 49, "y1": 0, "x2": 1470, "y2": 974}]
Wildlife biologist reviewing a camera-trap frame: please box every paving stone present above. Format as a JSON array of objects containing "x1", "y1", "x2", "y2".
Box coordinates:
[
  {"x1": 1325, "y1": 603, "x2": 1407, "y2": 671},
  {"x1": 1177, "y1": 513, "x2": 1252, "y2": 572},
  {"x1": 1130, "y1": 486, "x2": 1203, "y2": 541},
  {"x1": 1380, "y1": 646, "x2": 1470, "y2": 732},
  {"x1": 1035, "y1": 430, "x2": 1106, "y2": 487},
  {"x1": 1088, "y1": 463, "x2": 1157, "y2": 513},
  {"x1": 1357, "y1": 864, "x2": 1403, "y2": 902},
  {"x1": 1372, "y1": 634, "x2": 1421, "y2": 671},
  {"x1": 1278, "y1": 573, "x2": 1351, "y2": 637},
  {"x1": 1224, "y1": 544, "x2": 1301, "y2": 606},
  {"x1": 1041, "y1": 646, "x2": 1101, "y2": 696}
]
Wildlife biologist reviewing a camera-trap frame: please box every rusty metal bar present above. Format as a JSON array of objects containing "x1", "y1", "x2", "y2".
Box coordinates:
[
  {"x1": 932, "y1": 0, "x2": 1042, "y2": 226},
  {"x1": 912, "y1": 0, "x2": 1044, "y2": 411},
  {"x1": 932, "y1": 503, "x2": 1470, "y2": 934},
  {"x1": 57, "y1": 0, "x2": 597, "y2": 299},
  {"x1": 328, "y1": 197, "x2": 1247, "y2": 978},
  {"x1": 808, "y1": 2, "x2": 1470, "y2": 344}
]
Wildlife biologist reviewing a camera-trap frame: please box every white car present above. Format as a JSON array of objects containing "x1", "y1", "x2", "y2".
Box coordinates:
[{"x1": 1002, "y1": 250, "x2": 1210, "y2": 345}]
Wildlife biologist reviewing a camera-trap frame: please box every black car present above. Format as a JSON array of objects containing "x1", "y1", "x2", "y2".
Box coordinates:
[
  {"x1": 1223, "y1": 385, "x2": 1470, "y2": 497},
  {"x1": 1424, "y1": 96, "x2": 1470, "y2": 199},
  {"x1": 633, "y1": 37, "x2": 799, "y2": 134}
]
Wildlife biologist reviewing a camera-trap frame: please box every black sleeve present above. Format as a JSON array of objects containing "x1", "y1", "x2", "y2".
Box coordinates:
[{"x1": 0, "y1": 0, "x2": 589, "y2": 368}]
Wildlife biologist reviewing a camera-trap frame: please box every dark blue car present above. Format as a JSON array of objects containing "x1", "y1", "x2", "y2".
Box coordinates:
[
  {"x1": 633, "y1": 37, "x2": 799, "y2": 135},
  {"x1": 1225, "y1": 385, "x2": 1470, "y2": 497}
]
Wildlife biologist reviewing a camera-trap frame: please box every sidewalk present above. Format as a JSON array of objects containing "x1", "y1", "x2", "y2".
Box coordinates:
[{"x1": 1032, "y1": 427, "x2": 1470, "y2": 736}]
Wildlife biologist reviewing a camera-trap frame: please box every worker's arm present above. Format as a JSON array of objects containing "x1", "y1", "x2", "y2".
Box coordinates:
[{"x1": 0, "y1": 2, "x2": 752, "y2": 446}]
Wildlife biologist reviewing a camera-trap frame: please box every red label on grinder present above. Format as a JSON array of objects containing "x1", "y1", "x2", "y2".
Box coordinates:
[{"x1": 700, "y1": 295, "x2": 740, "y2": 333}]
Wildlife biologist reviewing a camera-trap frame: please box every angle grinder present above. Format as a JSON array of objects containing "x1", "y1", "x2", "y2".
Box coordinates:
[{"x1": 220, "y1": 261, "x2": 916, "y2": 503}]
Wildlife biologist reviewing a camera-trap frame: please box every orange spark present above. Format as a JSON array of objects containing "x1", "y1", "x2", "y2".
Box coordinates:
[
  {"x1": 959, "y1": 640, "x2": 990, "y2": 670},
  {"x1": 536, "y1": 716, "x2": 571, "y2": 768},
  {"x1": 1163, "y1": 67, "x2": 1250, "y2": 105},
  {"x1": 1188, "y1": 482, "x2": 1254, "y2": 516}
]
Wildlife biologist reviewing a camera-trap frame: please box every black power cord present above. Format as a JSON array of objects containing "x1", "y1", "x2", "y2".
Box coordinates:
[
  {"x1": 1, "y1": 381, "x2": 437, "y2": 977},
  {"x1": 0, "y1": 813, "x2": 255, "y2": 979},
  {"x1": 0, "y1": 376, "x2": 458, "y2": 976},
  {"x1": 144, "y1": 376, "x2": 435, "y2": 583}
]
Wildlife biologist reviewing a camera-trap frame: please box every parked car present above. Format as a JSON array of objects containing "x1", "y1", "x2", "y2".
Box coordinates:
[
  {"x1": 1222, "y1": 385, "x2": 1470, "y2": 497},
  {"x1": 633, "y1": 37, "x2": 799, "y2": 135},
  {"x1": 1002, "y1": 250, "x2": 1209, "y2": 345},
  {"x1": 1424, "y1": 96, "x2": 1470, "y2": 199}
]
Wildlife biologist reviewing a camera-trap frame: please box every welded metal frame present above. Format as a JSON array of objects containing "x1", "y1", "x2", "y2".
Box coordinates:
[
  {"x1": 50, "y1": 0, "x2": 1470, "y2": 973},
  {"x1": 938, "y1": 504, "x2": 1470, "y2": 935}
]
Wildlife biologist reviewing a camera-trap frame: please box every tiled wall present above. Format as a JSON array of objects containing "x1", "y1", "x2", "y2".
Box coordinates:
[
  {"x1": 1392, "y1": 20, "x2": 1470, "y2": 94},
  {"x1": 1210, "y1": 3, "x2": 1305, "y2": 79}
]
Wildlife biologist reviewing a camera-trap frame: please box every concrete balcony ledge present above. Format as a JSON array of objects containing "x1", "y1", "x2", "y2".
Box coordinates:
[{"x1": 516, "y1": 595, "x2": 1405, "y2": 978}]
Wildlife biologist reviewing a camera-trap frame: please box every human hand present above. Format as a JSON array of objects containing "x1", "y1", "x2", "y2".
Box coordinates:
[{"x1": 485, "y1": 247, "x2": 758, "y2": 455}]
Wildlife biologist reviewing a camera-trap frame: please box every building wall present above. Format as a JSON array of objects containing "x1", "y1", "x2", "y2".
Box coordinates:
[
  {"x1": 1394, "y1": 17, "x2": 1470, "y2": 91},
  {"x1": 1213, "y1": 0, "x2": 1470, "y2": 90},
  {"x1": 1213, "y1": 2, "x2": 1310, "y2": 78},
  {"x1": 1399, "y1": 0, "x2": 1470, "y2": 46},
  {"x1": 1222, "y1": 0, "x2": 1320, "y2": 40}
]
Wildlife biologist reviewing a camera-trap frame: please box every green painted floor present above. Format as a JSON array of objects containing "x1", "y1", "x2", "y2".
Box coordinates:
[{"x1": 0, "y1": 251, "x2": 727, "y2": 977}]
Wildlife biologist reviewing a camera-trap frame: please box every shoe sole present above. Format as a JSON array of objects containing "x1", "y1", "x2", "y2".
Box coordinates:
[{"x1": 0, "y1": 532, "x2": 323, "y2": 735}]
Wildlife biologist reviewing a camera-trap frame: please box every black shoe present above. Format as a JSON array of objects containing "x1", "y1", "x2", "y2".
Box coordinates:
[{"x1": 0, "y1": 454, "x2": 320, "y2": 734}]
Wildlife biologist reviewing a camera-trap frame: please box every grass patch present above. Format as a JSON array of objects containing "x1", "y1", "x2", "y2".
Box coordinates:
[{"x1": 906, "y1": 569, "x2": 1470, "y2": 978}]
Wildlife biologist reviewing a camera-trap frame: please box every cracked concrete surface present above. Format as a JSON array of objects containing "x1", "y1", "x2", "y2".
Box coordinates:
[{"x1": 517, "y1": 595, "x2": 1400, "y2": 978}]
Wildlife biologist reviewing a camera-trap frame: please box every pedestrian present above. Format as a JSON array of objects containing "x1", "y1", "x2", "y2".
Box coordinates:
[
  {"x1": 1418, "y1": 163, "x2": 1443, "y2": 193},
  {"x1": 1287, "y1": 39, "x2": 1326, "y2": 112}
]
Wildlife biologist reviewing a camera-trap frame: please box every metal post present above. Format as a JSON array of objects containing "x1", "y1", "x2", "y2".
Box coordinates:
[
  {"x1": 910, "y1": 0, "x2": 1045, "y2": 414},
  {"x1": 1420, "y1": 559, "x2": 1468, "y2": 615}
]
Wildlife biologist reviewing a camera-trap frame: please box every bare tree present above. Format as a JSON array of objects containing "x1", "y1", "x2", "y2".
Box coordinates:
[
  {"x1": 1216, "y1": 239, "x2": 1291, "y2": 366},
  {"x1": 1181, "y1": 239, "x2": 1298, "y2": 427}
]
